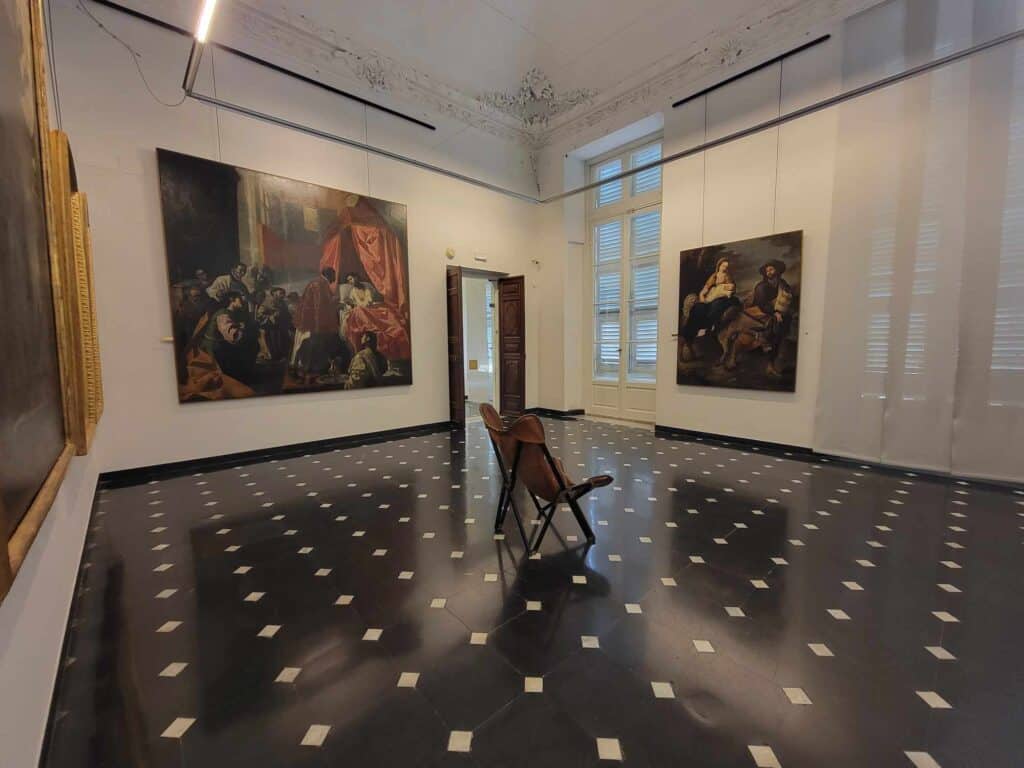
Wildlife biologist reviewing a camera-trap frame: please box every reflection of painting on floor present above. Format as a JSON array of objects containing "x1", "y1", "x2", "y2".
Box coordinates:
[
  {"x1": 676, "y1": 231, "x2": 802, "y2": 392},
  {"x1": 157, "y1": 150, "x2": 412, "y2": 402}
]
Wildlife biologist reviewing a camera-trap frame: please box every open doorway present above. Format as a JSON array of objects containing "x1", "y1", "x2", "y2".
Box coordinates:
[
  {"x1": 462, "y1": 274, "x2": 498, "y2": 412},
  {"x1": 446, "y1": 266, "x2": 524, "y2": 425}
]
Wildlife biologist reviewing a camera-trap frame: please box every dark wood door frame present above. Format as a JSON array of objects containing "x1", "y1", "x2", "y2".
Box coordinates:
[
  {"x1": 445, "y1": 266, "x2": 465, "y2": 426},
  {"x1": 498, "y1": 275, "x2": 526, "y2": 417}
]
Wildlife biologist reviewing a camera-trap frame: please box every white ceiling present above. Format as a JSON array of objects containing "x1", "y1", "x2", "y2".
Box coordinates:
[
  {"x1": 250, "y1": 0, "x2": 768, "y2": 97},
  {"x1": 111, "y1": 0, "x2": 879, "y2": 147}
]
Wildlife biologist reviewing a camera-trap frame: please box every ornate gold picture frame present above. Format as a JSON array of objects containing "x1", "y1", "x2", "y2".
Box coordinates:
[{"x1": 1, "y1": 0, "x2": 102, "y2": 604}]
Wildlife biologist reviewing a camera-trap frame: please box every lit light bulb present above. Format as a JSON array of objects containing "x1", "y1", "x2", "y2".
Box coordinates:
[{"x1": 195, "y1": 0, "x2": 219, "y2": 42}]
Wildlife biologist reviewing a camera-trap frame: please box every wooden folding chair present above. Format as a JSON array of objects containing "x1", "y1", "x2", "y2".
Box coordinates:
[
  {"x1": 505, "y1": 414, "x2": 613, "y2": 553},
  {"x1": 479, "y1": 403, "x2": 530, "y2": 548}
]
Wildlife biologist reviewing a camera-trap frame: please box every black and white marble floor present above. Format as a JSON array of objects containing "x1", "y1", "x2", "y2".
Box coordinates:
[{"x1": 43, "y1": 418, "x2": 1024, "y2": 767}]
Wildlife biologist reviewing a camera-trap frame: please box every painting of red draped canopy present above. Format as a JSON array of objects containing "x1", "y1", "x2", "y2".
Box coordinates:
[{"x1": 157, "y1": 149, "x2": 412, "y2": 402}]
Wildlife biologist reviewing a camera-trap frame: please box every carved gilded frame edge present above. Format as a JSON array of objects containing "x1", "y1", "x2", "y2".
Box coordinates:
[{"x1": 1, "y1": 0, "x2": 99, "y2": 604}]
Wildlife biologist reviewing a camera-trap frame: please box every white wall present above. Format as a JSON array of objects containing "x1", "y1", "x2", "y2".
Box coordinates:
[
  {"x1": 654, "y1": 37, "x2": 841, "y2": 447},
  {"x1": 45, "y1": 0, "x2": 553, "y2": 472}
]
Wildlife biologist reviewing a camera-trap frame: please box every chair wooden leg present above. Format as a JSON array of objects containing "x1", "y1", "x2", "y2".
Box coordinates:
[
  {"x1": 568, "y1": 497, "x2": 595, "y2": 542},
  {"x1": 530, "y1": 500, "x2": 558, "y2": 553},
  {"x1": 494, "y1": 483, "x2": 508, "y2": 531}
]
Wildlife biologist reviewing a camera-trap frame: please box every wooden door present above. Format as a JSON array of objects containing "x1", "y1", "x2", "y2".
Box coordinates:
[
  {"x1": 446, "y1": 266, "x2": 465, "y2": 426},
  {"x1": 498, "y1": 276, "x2": 525, "y2": 416}
]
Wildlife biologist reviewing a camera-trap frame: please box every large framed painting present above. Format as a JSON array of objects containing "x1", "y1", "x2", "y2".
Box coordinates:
[
  {"x1": 2, "y1": 0, "x2": 103, "y2": 604},
  {"x1": 157, "y1": 150, "x2": 413, "y2": 402},
  {"x1": 676, "y1": 231, "x2": 802, "y2": 392}
]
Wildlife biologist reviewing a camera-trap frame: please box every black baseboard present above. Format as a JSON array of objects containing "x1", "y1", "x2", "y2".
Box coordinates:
[
  {"x1": 654, "y1": 424, "x2": 813, "y2": 455},
  {"x1": 99, "y1": 420, "x2": 453, "y2": 488},
  {"x1": 525, "y1": 407, "x2": 584, "y2": 421},
  {"x1": 654, "y1": 423, "x2": 1022, "y2": 491}
]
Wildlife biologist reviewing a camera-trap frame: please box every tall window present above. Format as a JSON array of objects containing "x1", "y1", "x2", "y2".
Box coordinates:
[{"x1": 588, "y1": 138, "x2": 663, "y2": 383}]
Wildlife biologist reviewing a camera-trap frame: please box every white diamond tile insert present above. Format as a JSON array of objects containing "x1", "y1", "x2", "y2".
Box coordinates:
[
  {"x1": 398, "y1": 571, "x2": 414, "y2": 580},
  {"x1": 693, "y1": 640, "x2": 715, "y2": 654},
  {"x1": 300, "y1": 725, "x2": 330, "y2": 747},
  {"x1": 905, "y1": 751, "x2": 942, "y2": 768},
  {"x1": 932, "y1": 611, "x2": 959, "y2": 623},
  {"x1": 725, "y1": 606, "x2": 745, "y2": 617},
  {"x1": 335, "y1": 594, "x2": 354, "y2": 606},
  {"x1": 233, "y1": 566, "x2": 251, "y2": 575},
  {"x1": 937, "y1": 583, "x2": 961, "y2": 593},
  {"x1": 524, "y1": 676, "x2": 544, "y2": 693},
  {"x1": 275, "y1": 667, "x2": 301, "y2": 683},
  {"x1": 661, "y1": 577, "x2": 677, "y2": 587},
  {"x1": 526, "y1": 601, "x2": 542, "y2": 612},
  {"x1": 751, "y1": 579, "x2": 769, "y2": 589},
  {"x1": 243, "y1": 592, "x2": 264, "y2": 602},
  {"x1": 372, "y1": 549, "x2": 388, "y2": 557},
  {"x1": 808, "y1": 643, "x2": 834, "y2": 657},
  {"x1": 430, "y1": 598, "x2": 447, "y2": 609},
  {"x1": 447, "y1": 731, "x2": 473, "y2": 753},
  {"x1": 483, "y1": 573, "x2": 498, "y2": 582},
  {"x1": 608, "y1": 554, "x2": 622, "y2": 562},
  {"x1": 160, "y1": 717, "x2": 195, "y2": 739},
  {"x1": 159, "y1": 662, "x2": 188, "y2": 678},
  {"x1": 470, "y1": 632, "x2": 488, "y2": 645},
  {"x1": 572, "y1": 575, "x2": 587, "y2": 585},
  {"x1": 828, "y1": 609, "x2": 851, "y2": 621},
  {"x1": 363, "y1": 628, "x2": 383, "y2": 642},
  {"x1": 842, "y1": 581, "x2": 864, "y2": 591},
  {"x1": 397, "y1": 672, "x2": 420, "y2": 688},
  {"x1": 926, "y1": 646, "x2": 956, "y2": 660},
  {"x1": 156, "y1": 621, "x2": 182, "y2": 633},
  {"x1": 581, "y1": 635, "x2": 600, "y2": 649},
  {"x1": 916, "y1": 691, "x2": 952, "y2": 709},
  {"x1": 625, "y1": 603, "x2": 642, "y2": 614},
  {"x1": 596, "y1": 737, "x2": 623, "y2": 761},
  {"x1": 690, "y1": 555, "x2": 705, "y2": 564},
  {"x1": 783, "y1": 687, "x2": 812, "y2": 705},
  {"x1": 258, "y1": 625, "x2": 281, "y2": 638},
  {"x1": 651, "y1": 681, "x2": 675, "y2": 699},
  {"x1": 748, "y1": 745, "x2": 781, "y2": 768},
  {"x1": 155, "y1": 589, "x2": 177, "y2": 599}
]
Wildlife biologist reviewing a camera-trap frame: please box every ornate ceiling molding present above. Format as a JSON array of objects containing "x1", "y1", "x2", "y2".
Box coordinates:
[
  {"x1": 480, "y1": 68, "x2": 596, "y2": 129},
  {"x1": 209, "y1": 0, "x2": 880, "y2": 151}
]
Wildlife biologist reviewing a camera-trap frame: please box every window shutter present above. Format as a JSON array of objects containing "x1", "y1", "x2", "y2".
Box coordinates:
[
  {"x1": 631, "y1": 143, "x2": 662, "y2": 195},
  {"x1": 595, "y1": 159, "x2": 623, "y2": 208}
]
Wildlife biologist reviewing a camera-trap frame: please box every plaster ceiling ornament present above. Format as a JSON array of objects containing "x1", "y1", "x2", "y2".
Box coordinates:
[{"x1": 480, "y1": 68, "x2": 595, "y2": 129}]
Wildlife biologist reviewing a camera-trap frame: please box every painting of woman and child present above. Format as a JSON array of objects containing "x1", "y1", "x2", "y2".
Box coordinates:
[
  {"x1": 676, "y1": 231, "x2": 802, "y2": 392},
  {"x1": 157, "y1": 150, "x2": 412, "y2": 403}
]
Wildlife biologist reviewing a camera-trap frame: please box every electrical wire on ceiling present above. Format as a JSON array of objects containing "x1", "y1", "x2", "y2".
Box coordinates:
[{"x1": 76, "y1": 0, "x2": 186, "y2": 108}]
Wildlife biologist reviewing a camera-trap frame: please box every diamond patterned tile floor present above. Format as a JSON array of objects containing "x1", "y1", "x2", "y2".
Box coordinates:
[{"x1": 43, "y1": 418, "x2": 1024, "y2": 767}]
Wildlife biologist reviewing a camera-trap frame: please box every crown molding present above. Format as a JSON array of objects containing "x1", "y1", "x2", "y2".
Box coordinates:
[{"x1": 202, "y1": 0, "x2": 881, "y2": 150}]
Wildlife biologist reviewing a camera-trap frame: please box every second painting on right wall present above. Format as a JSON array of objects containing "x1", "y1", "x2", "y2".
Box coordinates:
[{"x1": 676, "y1": 231, "x2": 802, "y2": 392}]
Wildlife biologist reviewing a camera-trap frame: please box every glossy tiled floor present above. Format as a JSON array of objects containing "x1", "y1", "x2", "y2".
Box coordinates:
[{"x1": 44, "y1": 419, "x2": 1024, "y2": 768}]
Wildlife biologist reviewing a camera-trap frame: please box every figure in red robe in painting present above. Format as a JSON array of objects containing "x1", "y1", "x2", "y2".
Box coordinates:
[
  {"x1": 291, "y1": 266, "x2": 345, "y2": 382},
  {"x1": 318, "y1": 196, "x2": 411, "y2": 363}
]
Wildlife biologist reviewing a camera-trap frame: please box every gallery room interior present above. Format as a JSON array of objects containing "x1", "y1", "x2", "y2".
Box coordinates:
[{"x1": 2, "y1": 0, "x2": 1024, "y2": 766}]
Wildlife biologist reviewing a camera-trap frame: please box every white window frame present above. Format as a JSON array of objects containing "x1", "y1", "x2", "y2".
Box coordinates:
[{"x1": 584, "y1": 134, "x2": 663, "y2": 391}]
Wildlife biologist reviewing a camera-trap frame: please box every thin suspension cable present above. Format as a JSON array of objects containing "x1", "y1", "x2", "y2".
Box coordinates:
[{"x1": 183, "y1": 26, "x2": 1024, "y2": 205}]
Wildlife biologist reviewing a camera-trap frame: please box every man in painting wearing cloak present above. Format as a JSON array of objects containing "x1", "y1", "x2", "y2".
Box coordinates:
[{"x1": 292, "y1": 266, "x2": 343, "y2": 383}]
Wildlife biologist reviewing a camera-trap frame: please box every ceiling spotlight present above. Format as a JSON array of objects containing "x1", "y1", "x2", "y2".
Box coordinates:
[{"x1": 195, "y1": 0, "x2": 219, "y2": 42}]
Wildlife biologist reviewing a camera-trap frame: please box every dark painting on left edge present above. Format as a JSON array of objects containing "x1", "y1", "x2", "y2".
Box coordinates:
[
  {"x1": 0, "y1": 0, "x2": 66, "y2": 545},
  {"x1": 157, "y1": 150, "x2": 412, "y2": 402}
]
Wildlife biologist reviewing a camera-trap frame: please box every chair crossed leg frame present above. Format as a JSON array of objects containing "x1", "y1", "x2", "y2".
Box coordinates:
[
  {"x1": 489, "y1": 435, "x2": 531, "y2": 550},
  {"x1": 493, "y1": 442, "x2": 596, "y2": 554}
]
